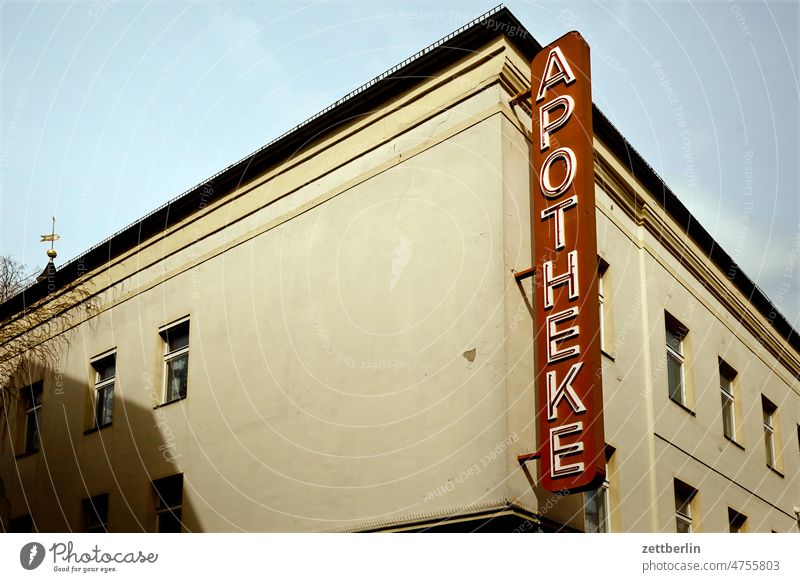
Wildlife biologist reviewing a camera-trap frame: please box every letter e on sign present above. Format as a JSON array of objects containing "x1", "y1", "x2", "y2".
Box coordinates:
[{"x1": 531, "y1": 31, "x2": 605, "y2": 494}]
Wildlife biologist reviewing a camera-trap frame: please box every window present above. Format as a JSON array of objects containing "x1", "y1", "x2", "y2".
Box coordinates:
[
  {"x1": 160, "y1": 320, "x2": 189, "y2": 404},
  {"x1": 21, "y1": 381, "x2": 43, "y2": 454},
  {"x1": 91, "y1": 353, "x2": 116, "y2": 428},
  {"x1": 584, "y1": 481, "x2": 610, "y2": 533},
  {"x1": 674, "y1": 479, "x2": 697, "y2": 533},
  {"x1": 82, "y1": 493, "x2": 109, "y2": 533},
  {"x1": 152, "y1": 473, "x2": 183, "y2": 533},
  {"x1": 728, "y1": 508, "x2": 747, "y2": 533},
  {"x1": 584, "y1": 445, "x2": 614, "y2": 533},
  {"x1": 719, "y1": 360, "x2": 736, "y2": 441},
  {"x1": 665, "y1": 313, "x2": 688, "y2": 406},
  {"x1": 762, "y1": 396, "x2": 778, "y2": 469},
  {"x1": 9, "y1": 514, "x2": 34, "y2": 533},
  {"x1": 598, "y1": 258, "x2": 609, "y2": 353}
]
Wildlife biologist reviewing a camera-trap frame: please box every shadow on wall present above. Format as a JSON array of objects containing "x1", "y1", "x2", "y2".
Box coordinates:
[{"x1": 0, "y1": 367, "x2": 198, "y2": 533}]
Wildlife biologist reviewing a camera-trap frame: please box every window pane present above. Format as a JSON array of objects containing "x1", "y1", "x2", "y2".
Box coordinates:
[
  {"x1": 153, "y1": 474, "x2": 183, "y2": 509},
  {"x1": 10, "y1": 514, "x2": 33, "y2": 533},
  {"x1": 25, "y1": 409, "x2": 40, "y2": 453},
  {"x1": 82, "y1": 494, "x2": 108, "y2": 532},
  {"x1": 24, "y1": 382, "x2": 43, "y2": 408},
  {"x1": 164, "y1": 322, "x2": 189, "y2": 353},
  {"x1": 674, "y1": 488, "x2": 692, "y2": 516},
  {"x1": 96, "y1": 385, "x2": 114, "y2": 427},
  {"x1": 728, "y1": 508, "x2": 746, "y2": 533},
  {"x1": 676, "y1": 516, "x2": 691, "y2": 533},
  {"x1": 667, "y1": 353, "x2": 683, "y2": 403},
  {"x1": 764, "y1": 430, "x2": 774, "y2": 466},
  {"x1": 597, "y1": 489, "x2": 608, "y2": 533},
  {"x1": 666, "y1": 327, "x2": 682, "y2": 354},
  {"x1": 598, "y1": 298, "x2": 606, "y2": 351},
  {"x1": 721, "y1": 396, "x2": 734, "y2": 439},
  {"x1": 165, "y1": 354, "x2": 188, "y2": 401},
  {"x1": 584, "y1": 486, "x2": 609, "y2": 533},
  {"x1": 729, "y1": 517, "x2": 743, "y2": 533},
  {"x1": 584, "y1": 490, "x2": 600, "y2": 532},
  {"x1": 157, "y1": 509, "x2": 182, "y2": 533},
  {"x1": 153, "y1": 473, "x2": 183, "y2": 533},
  {"x1": 94, "y1": 356, "x2": 116, "y2": 382}
]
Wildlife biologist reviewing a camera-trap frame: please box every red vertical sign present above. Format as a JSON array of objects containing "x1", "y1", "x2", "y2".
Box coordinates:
[{"x1": 531, "y1": 32, "x2": 605, "y2": 494}]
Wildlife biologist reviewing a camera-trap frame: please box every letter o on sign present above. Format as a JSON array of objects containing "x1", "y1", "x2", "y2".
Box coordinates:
[{"x1": 540, "y1": 146, "x2": 577, "y2": 199}]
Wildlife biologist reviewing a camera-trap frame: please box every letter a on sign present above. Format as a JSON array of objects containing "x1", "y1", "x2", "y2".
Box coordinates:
[{"x1": 531, "y1": 31, "x2": 605, "y2": 494}]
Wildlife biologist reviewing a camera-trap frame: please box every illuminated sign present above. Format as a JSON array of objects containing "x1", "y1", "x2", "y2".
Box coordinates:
[{"x1": 531, "y1": 32, "x2": 605, "y2": 494}]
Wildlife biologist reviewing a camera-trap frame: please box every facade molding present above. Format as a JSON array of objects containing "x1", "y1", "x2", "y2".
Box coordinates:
[{"x1": 593, "y1": 149, "x2": 800, "y2": 385}]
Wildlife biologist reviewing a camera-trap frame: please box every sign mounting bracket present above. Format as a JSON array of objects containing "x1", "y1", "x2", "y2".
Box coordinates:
[
  {"x1": 513, "y1": 267, "x2": 536, "y2": 281},
  {"x1": 509, "y1": 87, "x2": 532, "y2": 110}
]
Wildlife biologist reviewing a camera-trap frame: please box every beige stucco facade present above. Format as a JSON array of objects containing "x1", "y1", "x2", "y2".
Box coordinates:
[{"x1": 1, "y1": 12, "x2": 798, "y2": 533}]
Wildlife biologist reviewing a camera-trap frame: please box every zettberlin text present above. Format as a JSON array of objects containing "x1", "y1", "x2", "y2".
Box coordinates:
[{"x1": 642, "y1": 543, "x2": 700, "y2": 554}]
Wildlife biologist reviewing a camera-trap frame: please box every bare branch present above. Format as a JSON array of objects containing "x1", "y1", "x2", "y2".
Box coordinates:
[
  {"x1": 0, "y1": 256, "x2": 99, "y2": 447},
  {"x1": 0, "y1": 256, "x2": 31, "y2": 303}
]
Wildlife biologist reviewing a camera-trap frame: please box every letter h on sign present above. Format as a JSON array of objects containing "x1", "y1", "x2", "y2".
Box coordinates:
[{"x1": 531, "y1": 32, "x2": 605, "y2": 494}]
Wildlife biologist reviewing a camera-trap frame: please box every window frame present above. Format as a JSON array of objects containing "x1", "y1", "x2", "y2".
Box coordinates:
[
  {"x1": 90, "y1": 351, "x2": 116, "y2": 429},
  {"x1": 597, "y1": 258, "x2": 610, "y2": 355},
  {"x1": 159, "y1": 318, "x2": 190, "y2": 405},
  {"x1": 719, "y1": 359, "x2": 737, "y2": 442},
  {"x1": 762, "y1": 396, "x2": 777, "y2": 469},
  {"x1": 665, "y1": 313, "x2": 688, "y2": 407}
]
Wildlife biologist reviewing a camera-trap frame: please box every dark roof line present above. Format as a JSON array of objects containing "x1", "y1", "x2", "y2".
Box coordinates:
[
  {"x1": 0, "y1": 5, "x2": 515, "y2": 320},
  {"x1": 591, "y1": 106, "x2": 798, "y2": 352},
  {"x1": 2, "y1": 6, "x2": 796, "y2": 356}
]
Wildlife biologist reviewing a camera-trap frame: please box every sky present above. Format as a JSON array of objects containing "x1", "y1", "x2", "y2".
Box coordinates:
[{"x1": 0, "y1": 0, "x2": 798, "y2": 326}]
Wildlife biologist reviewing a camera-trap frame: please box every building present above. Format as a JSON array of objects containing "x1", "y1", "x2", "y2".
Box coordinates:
[{"x1": 1, "y1": 6, "x2": 798, "y2": 533}]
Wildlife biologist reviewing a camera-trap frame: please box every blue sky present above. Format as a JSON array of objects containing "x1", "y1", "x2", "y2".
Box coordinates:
[{"x1": 1, "y1": 0, "x2": 798, "y2": 325}]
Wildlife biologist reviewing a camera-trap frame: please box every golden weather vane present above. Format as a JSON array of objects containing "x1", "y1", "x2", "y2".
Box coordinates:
[{"x1": 39, "y1": 216, "x2": 60, "y2": 261}]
